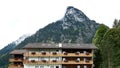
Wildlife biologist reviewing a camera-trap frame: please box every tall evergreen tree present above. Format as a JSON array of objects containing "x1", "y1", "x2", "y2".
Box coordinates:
[
  {"x1": 113, "y1": 19, "x2": 120, "y2": 28},
  {"x1": 102, "y1": 27, "x2": 120, "y2": 68},
  {"x1": 113, "y1": 19, "x2": 118, "y2": 28},
  {"x1": 93, "y1": 21, "x2": 120, "y2": 68},
  {"x1": 93, "y1": 24, "x2": 109, "y2": 48},
  {"x1": 93, "y1": 24, "x2": 109, "y2": 68}
]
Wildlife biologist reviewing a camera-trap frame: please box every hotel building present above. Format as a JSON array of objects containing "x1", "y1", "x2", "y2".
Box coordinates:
[{"x1": 9, "y1": 43, "x2": 97, "y2": 68}]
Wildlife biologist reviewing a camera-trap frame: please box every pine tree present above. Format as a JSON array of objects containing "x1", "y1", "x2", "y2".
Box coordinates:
[
  {"x1": 113, "y1": 19, "x2": 118, "y2": 28},
  {"x1": 113, "y1": 19, "x2": 120, "y2": 28},
  {"x1": 93, "y1": 24, "x2": 109, "y2": 68},
  {"x1": 102, "y1": 27, "x2": 120, "y2": 68}
]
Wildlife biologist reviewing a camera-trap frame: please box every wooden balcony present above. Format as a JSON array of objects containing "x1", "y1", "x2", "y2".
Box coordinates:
[
  {"x1": 23, "y1": 60, "x2": 93, "y2": 64},
  {"x1": 9, "y1": 58, "x2": 23, "y2": 62},
  {"x1": 62, "y1": 60, "x2": 93, "y2": 64},
  {"x1": 24, "y1": 52, "x2": 50, "y2": 57},
  {"x1": 24, "y1": 52, "x2": 93, "y2": 57},
  {"x1": 61, "y1": 53, "x2": 93, "y2": 57},
  {"x1": 8, "y1": 64, "x2": 23, "y2": 68}
]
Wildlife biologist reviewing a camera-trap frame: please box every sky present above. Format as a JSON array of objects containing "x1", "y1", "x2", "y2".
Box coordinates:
[{"x1": 0, "y1": 0, "x2": 120, "y2": 49}]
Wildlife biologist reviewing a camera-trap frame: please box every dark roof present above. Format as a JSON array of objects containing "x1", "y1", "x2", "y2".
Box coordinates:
[
  {"x1": 10, "y1": 50, "x2": 26, "y2": 54},
  {"x1": 62, "y1": 43, "x2": 97, "y2": 49},
  {"x1": 23, "y1": 43, "x2": 97, "y2": 49}
]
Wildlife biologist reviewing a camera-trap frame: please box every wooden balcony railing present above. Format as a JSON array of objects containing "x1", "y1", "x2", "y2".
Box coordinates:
[
  {"x1": 24, "y1": 52, "x2": 93, "y2": 57},
  {"x1": 23, "y1": 60, "x2": 93, "y2": 64},
  {"x1": 63, "y1": 52, "x2": 68, "y2": 55},
  {"x1": 41, "y1": 52, "x2": 46, "y2": 55},
  {"x1": 52, "y1": 52, "x2": 57, "y2": 55},
  {"x1": 31, "y1": 52, "x2": 36, "y2": 55},
  {"x1": 9, "y1": 58, "x2": 23, "y2": 62},
  {"x1": 8, "y1": 64, "x2": 23, "y2": 68}
]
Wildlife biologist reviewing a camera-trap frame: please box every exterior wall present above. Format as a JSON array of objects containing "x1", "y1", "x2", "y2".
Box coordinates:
[
  {"x1": 29, "y1": 57, "x2": 39, "y2": 61},
  {"x1": 49, "y1": 57, "x2": 62, "y2": 61},
  {"x1": 49, "y1": 49, "x2": 62, "y2": 53},
  {"x1": 24, "y1": 64, "x2": 62, "y2": 68},
  {"x1": 28, "y1": 49, "x2": 62, "y2": 53},
  {"x1": 28, "y1": 57, "x2": 62, "y2": 61}
]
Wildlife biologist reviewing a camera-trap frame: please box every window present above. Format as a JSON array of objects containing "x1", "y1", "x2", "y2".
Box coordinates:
[
  {"x1": 77, "y1": 65, "x2": 80, "y2": 68},
  {"x1": 84, "y1": 58, "x2": 86, "y2": 62},
  {"x1": 41, "y1": 50, "x2": 45, "y2": 52},
  {"x1": 35, "y1": 66, "x2": 39, "y2": 68},
  {"x1": 56, "y1": 57, "x2": 59, "y2": 61},
  {"x1": 77, "y1": 51, "x2": 80, "y2": 53},
  {"x1": 56, "y1": 50, "x2": 59, "y2": 52},
  {"x1": 84, "y1": 65, "x2": 87, "y2": 68},
  {"x1": 56, "y1": 66, "x2": 59, "y2": 68},
  {"x1": 63, "y1": 51, "x2": 66, "y2": 53},
  {"x1": 63, "y1": 66, "x2": 66, "y2": 68},
  {"x1": 63, "y1": 58, "x2": 66, "y2": 61},
  {"x1": 84, "y1": 51, "x2": 86, "y2": 54},
  {"x1": 41, "y1": 57, "x2": 44, "y2": 60},
  {"x1": 40, "y1": 66, "x2": 44, "y2": 68},
  {"x1": 50, "y1": 66, "x2": 54, "y2": 68}
]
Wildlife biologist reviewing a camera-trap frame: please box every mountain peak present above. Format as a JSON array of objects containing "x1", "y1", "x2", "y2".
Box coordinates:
[
  {"x1": 62, "y1": 6, "x2": 90, "y2": 29},
  {"x1": 66, "y1": 6, "x2": 84, "y2": 15},
  {"x1": 67, "y1": 6, "x2": 74, "y2": 9}
]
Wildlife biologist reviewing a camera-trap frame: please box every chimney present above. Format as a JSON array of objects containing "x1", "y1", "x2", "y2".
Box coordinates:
[{"x1": 59, "y1": 43, "x2": 62, "y2": 47}]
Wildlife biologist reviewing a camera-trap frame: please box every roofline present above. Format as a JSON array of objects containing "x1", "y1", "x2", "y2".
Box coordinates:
[
  {"x1": 23, "y1": 47, "x2": 97, "y2": 49},
  {"x1": 10, "y1": 49, "x2": 26, "y2": 55},
  {"x1": 23, "y1": 43, "x2": 97, "y2": 49}
]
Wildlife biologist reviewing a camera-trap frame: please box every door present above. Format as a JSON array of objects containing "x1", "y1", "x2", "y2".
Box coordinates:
[{"x1": 56, "y1": 66, "x2": 59, "y2": 68}]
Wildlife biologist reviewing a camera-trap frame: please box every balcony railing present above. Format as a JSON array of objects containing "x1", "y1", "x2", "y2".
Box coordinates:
[
  {"x1": 52, "y1": 60, "x2": 57, "y2": 62},
  {"x1": 63, "y1": 52, "x2": 68, "y2": 55},
  {"x1": 8, "y1": 64, "x2": 23, "y2": 68},
  {"x1": 24, "y1": 52, "x2": 92, "y2": 57},
  {"x1": 9, "y1": 58, "x2": 23, "y2": 62},
  {"x1": 31, "y1": 52, "x2": 36, "y2": 55},
  {"x1": 23, "y1": 60, "x2": 93, "y2": 64},
  {"x1": 41, "y1": 52, "x2": 46, "y2": 55},
  {"x1": 52, "y1": 52, "x2": 57, "y2": 55},
  {"x1": 86, "y1": 52, "x2": 90, "y2": 55},
  {"x1": 75, "y1": 52, "x2": 79, "y2": 55}
]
